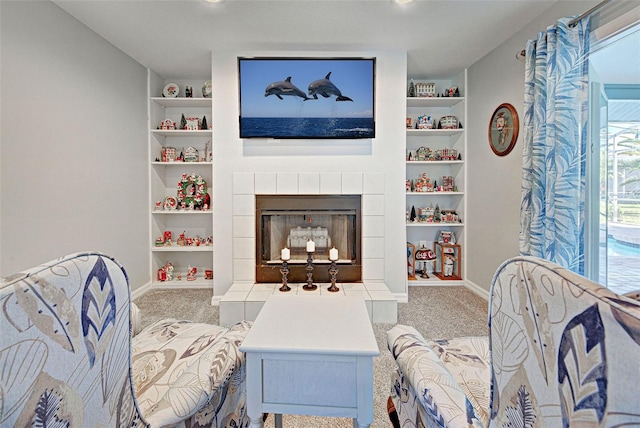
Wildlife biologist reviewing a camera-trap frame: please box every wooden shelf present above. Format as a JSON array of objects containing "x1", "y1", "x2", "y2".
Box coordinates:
[
  {"x1": 407, "y1": 277, "x2": 465, "y2": 286},
  {"x1": 151, "y1": 129, "x2": 211, "y2": 137},
  {"x1": 406, "y1": 223, "x2": 464, "y2": 227},
  {"x1": 406, "y1": 192, "x2": 464, "y2": 196},
  {"x1": 152, "y1": 210, "x2": 212, "y2": 215},
  {"x1": 406, "y1": 97, "x2": 464, "y2": 108},
  {"x1": 150, "y1": 97, "x2": 211, "y2": 108},
  {"x1": 151, "y1": 279, "x2": 213, "y2": 289},
  {"x1": 406, "y1": 160, "x2": 464, "y2": 165},
  {"x1": 151, "y1": 246, "x2": 213, "y2": 252},
  {"x1": 151, "y1": 161, "x2": 212, "y2": 166},
  {"x1": 432, "y1": 273, "x2": 463, "y2": 281},
  {"x1": 406, "y1": 129, "x2": 464, "y2": 137}
]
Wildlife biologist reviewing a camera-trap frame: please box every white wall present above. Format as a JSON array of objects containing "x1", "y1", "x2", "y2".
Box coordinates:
[
  {"x1": 1, "y1": 0, "x2": 606, "y2": 298},
  {"x1": 211, "y1": 50, "x2": 408, "y2": 297},
  {"x1": 465, "y1": 1, "x2": 600, "y2": 292},
  {"x1": 0, "y1": 1, "x2": 150, "y2": 289}
]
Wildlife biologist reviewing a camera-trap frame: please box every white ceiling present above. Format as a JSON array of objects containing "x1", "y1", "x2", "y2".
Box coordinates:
[{"x1": 52, "y1": 0, "x2": 564, "y2": 80}]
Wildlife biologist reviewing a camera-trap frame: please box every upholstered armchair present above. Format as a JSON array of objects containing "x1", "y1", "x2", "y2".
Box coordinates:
[
  {"x1": 1, "y1": 251, "x2": 251, "y2": 427},
  {"x1": 388, "y1": 256, "x2": 640, "y2": 428}
]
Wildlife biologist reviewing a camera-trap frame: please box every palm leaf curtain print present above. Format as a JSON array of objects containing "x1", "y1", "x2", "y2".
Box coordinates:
[{"x1": 519, "y1": 16, "x2": 590, "y2": 275}]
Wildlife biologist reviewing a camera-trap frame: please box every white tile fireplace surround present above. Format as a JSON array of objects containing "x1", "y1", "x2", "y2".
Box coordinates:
[{"x1": 218, "y1": 171, "x2": 397, "y2": 325}]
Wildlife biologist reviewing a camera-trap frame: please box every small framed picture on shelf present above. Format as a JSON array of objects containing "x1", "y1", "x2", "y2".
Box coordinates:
[{"x1": 488, "y1": 103, "x2": 519, "y2": 156}]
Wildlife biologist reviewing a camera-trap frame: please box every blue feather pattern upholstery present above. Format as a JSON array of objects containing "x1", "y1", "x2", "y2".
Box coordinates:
[
  {"x1": 388, "y1": 256, "x2": 640, "y2": 428},
  {"x1": 1, "y1": 252, "x2": 251, "y2": 428}
]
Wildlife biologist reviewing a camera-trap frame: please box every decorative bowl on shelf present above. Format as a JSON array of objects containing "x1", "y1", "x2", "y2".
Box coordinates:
[
  {"x1": 202, "y1": 81, "x2": 212, "y2": 98},
  {"x1": 162, "y1": 83, "x2": 179, "y2": 98}
]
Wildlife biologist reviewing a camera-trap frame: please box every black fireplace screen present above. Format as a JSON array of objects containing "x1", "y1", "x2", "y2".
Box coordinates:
[
  {"x1": 261, "y1": 211, "x2": 356, "y2": 263},
  {"x1": 255, "y1": 195, "x2": 361, "y2": 283}
]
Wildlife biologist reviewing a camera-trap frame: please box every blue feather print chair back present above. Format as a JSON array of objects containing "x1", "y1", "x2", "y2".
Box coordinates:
[
  {"x1": 388, "y1": 256, "x2": 640, "y2": 428},
  {"x1": 489, "y1": 256, "x2": 640, "y2": 427},
  {"x1": 0, "y1": 251, "x2": 146, "y2": 427},
  {"x1": 1, "y1": 251, "x2": 253, "y2": 428}
]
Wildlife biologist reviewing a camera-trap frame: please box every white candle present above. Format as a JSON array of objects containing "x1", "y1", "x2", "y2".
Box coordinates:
[
  {"x1": 281, "y1": 247, "x2": 290, "y2": 261},
  {"x1": 306, "y1": 240, "x2": 316, "y2": 253},
  {"x1": 329, "y1": 247, "x2": 339, "y2": 261}
]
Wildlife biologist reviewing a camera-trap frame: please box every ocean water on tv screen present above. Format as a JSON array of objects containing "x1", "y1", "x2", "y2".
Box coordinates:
[{"x1": 241, "y1": 117, "x2": 374, "y2": 139}]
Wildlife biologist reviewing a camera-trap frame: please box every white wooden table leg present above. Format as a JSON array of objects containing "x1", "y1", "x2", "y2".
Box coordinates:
[
  {"x1": 246, "y1": 353, "x2": 264, "y2": 428},
  {"x1": 355, "y1": 356, "x2": 374, "y2": 428},
  {"x1": 353, "y1": 418, "x2": 371, "y2": 428}
]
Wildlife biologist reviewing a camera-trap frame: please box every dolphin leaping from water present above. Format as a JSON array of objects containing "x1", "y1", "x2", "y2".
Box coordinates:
[
  {"x1": 308, "y1": 72, "x2": 353, "y2": 102},
  {"x1": 264, "y1": 76, "x2": 311, "y2": 100}
]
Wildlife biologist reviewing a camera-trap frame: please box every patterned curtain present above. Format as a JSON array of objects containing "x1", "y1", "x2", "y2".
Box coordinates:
[{"x1": 519, "y1": 16, "x2": 590, "y2": 275}]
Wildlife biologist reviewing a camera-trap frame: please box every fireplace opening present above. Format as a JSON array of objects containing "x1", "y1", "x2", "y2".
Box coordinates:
[{"x1": 256, "y1": 195, "x2": 361, "y2": 283}]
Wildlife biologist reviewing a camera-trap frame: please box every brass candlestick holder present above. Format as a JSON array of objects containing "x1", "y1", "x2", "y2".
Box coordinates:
[
  {"x1": 327, "y1": 260, "x2": 340, "y2": 292},
  {"x1": 303, "y1": 252, "x2": 318, "y2": 291},
  {"x1": 279, "y1": 259, "x2": 291, "y2": 292}
]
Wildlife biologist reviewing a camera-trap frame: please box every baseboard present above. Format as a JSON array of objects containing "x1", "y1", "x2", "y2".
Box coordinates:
[
  {"x1": 131, "y1": 281, "x2": 152, "y2": 301},
  {"x1": 407, "y1": 279, "x2": 465, "y2": 286},
  {"x1": 394, "y1": 292, "x2": 408, "y2": 303},
  {"x1": 133, "y1": 281, "x2": 220, "y2": 305},
  {"x1": 464, "y1": 279, "x2": 490, "y2": 301}
]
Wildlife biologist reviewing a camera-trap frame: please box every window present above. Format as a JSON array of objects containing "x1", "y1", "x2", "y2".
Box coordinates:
[{"x1": 587, "y1": 23, "x2": 640, "y2": 294}]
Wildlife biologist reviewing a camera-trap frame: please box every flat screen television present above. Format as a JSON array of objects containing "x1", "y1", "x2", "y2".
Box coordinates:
[{"x1": 238, "y1": 57, "x2": 376, "y2": 139}]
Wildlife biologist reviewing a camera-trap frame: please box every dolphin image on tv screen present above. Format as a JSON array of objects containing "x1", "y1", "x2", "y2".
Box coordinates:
[
  {"x1": 308, "y1": 72, "x2": 353, "y2": 102},
  {"x1": 264, "y1": 76, "x2": 310, "y2": 100}
]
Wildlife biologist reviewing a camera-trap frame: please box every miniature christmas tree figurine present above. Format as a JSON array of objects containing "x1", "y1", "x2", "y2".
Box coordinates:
[
  {"x1": 201, "y1": 115, "x2": 208, "y2": 130},
  {"x1": 457, "y1": 153, "x2": 462, "y2": 160},
  {"x1": 408, "y1": 79, "x2": 416, "y2": 97},
  {"x1": 180, "y1": 113, "x2": 187, "y2": 130},
  {"x1": 410, "y1": 205, "x2": 417, "y2": 222},
  {"x1": 434, "y1": 204, "x2": 441, "y2": 222}
]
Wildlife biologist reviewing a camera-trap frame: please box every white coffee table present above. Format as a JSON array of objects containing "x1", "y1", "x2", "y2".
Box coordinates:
[{"x1": 240, "y1": 294, "x2": 380, "y2": 428}]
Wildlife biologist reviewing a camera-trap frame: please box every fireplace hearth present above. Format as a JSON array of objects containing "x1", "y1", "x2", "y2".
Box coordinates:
[{"x1": 256, "y1": 195, "x2": 361, "y2": 283}]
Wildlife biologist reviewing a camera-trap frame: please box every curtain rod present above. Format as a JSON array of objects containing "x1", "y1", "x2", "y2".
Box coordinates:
[
  {"x1": 516, "y1": 0, "x2": 614, "y2": 60},
  {"x1": 568, "y1": 0, "x2": 613, "y2": 28}
]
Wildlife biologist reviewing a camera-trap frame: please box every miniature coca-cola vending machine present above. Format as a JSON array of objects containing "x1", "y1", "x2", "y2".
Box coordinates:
[{"x1": 157, "y1": 266, "x2": 167, "y2": 282}]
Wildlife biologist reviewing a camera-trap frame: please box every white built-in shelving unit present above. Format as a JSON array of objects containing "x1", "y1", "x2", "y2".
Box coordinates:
[
  {"x1": 405, "y1": 71, "x2": 467, "y2": 286},
  {"x1": 148, "y1": 77, "x2": 214, "y2": 289}
]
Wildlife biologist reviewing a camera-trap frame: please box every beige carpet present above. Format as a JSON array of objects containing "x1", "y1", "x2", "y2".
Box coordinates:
[{"x1": 135, "y1": 286, "x2": 488, "y2": 427}]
